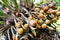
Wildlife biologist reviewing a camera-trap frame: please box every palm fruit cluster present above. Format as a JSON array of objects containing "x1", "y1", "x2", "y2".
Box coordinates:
[
  {"x1": 33, "y1": 2, "x2": 60, "y2": 29},
  {"x1": 0, "y1": 0, "x2": 60, "y2": 40},
  {"x1": 16, "y1": 2, "x2": 60, "y2": 40}
]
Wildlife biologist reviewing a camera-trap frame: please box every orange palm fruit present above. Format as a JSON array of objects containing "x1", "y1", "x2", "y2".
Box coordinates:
[
  {"x1": 38, "y1": 13, "x2": 44, "y2": 18},
  {"x1": 24, "y1": 24, "x2": 29, "y2": 29},
  {"x1": 41, "y1": 24, "x2": 47, "y2": 29},
  {"x1": 30, "y1": 20, "x2": 37, "y2": 26},
  {"x1": 35, "y1": 8, "x2": 40, "y2": 12},
  {"x1": 45, "y1": 19, "x2": 50, "y2": 24},
  {"x1": 18, "y1": 28, "x2": 24, "y2": 34},
  {"x1": 43, "y1": 6, "x2": 49, "y2": 11}
]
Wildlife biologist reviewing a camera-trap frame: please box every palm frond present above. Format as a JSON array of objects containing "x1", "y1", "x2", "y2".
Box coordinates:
[
  {"x1": 1, "y1": 0, "x2": 12, "y2": 9},
  {"x1": 12, "y1": 0, "x2": 18, "y2": 9},
  {"x1": 0, "y1": 10, "x2": 7, "y2": 16}
]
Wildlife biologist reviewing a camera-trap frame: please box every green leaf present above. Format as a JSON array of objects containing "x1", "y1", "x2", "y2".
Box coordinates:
[
  {"x1": 56, "y1": 26, "x2": 60, "y2": 34},
  {"x1": 53, "y1": 23, "x2": 59, "y2": 27},
  {"x1": 0, "y1": 10, "x2": 7, "y2": 16},
  {"x1": 51, "y1": 18, "x2": 60, "y2": 34},
  {"x1": 0, "y1": 21, "x2": 4, "y2": 25},
  {"x1": 42, "y1": 0, "x2": 47, "y2": 4},
  {"x1": 58, "y1": 6, "x2": 60, "y2": 9},
  {"x1": 57, "y1": 0, "x2": 60, "y2": 4},
  {"x1": 12, "y1": 0, "x2": 18, "y2": 8},
  {"x1": 53, "y1": 0, "x2": 57, "y2": 2},
  {"x1": 1, "y1": 0, "x2": 12, "y2": 9},
  {"x1": 53, "y1": 0, "x2": 60, "y2": 5},
  {"x1": 0, "y1": 10, "x2": 10, "y2": 18},
  {"x1": 51, "y1": 23, "x2": 56, "y2": 28}
]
